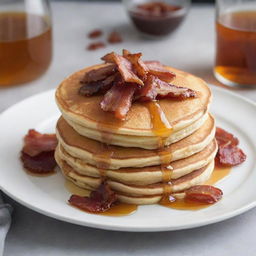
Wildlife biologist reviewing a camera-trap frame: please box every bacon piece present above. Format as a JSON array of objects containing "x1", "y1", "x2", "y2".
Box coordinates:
[
  {"x1": 123, "y1": 49, "x2": 148, "y2": 79},
  {"x1": 215, "y1": 127, "x2": 239, "y2": 147},
  {"x1": 79, "y1": 74, "x2": 116, "y2": 96},
  {"x1": 136, "y1": 75, "x2": 196, "y2": 101},
  {"x1": 215, "y1": 127, "x2": 246, "y2": 166},
  {"x1": 100, "y1": 78, "x2": 137, "y2": 120},
  {"x1": 144, "y1": 61, "x2": 176, "y2": 82},
  {"x1": 185, "y1": 185, "x2": 223, "y2": 204},
  {"x1": 80, "y1": 64, "x2": 117, "y2": 84},
  {"x1": 102, "y1": 52, "x2": 144, "y2": 86},
  {"x1": 21, "y1": 151, "x2": 56, "y2": 174},
  {"x1": 217, "y1": 145, "x2": 246, "y2": 167},
  {"x1": 88, "y1": 29, "x2": 103, "y2": 38},
  {"x1": 108, "y1": 31, "x2": 123, "y2": 44},
  {"x1": 87, "y1": 42, "x2": 105, "y2": 51},
  {"x1": 69, "y1": 182, "x2": 117, "y2": 213},
  {"x1": 22, "y1": 129, "x2": 57, "y2": 157}
]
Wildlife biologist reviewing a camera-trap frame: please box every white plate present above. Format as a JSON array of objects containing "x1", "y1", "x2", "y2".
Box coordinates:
[{"x1": 0, "y1": 86, "x2": 256, "y2": 232}]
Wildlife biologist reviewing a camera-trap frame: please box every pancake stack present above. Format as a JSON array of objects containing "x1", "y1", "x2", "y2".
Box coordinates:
[{"x1": 55, "y1": 64, "x2": 217, "y2": 205}]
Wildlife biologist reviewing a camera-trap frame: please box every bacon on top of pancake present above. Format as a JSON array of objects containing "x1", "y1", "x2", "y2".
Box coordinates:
[{"x1": 79, "y1": 49, "x2": 197, "y2": 120}]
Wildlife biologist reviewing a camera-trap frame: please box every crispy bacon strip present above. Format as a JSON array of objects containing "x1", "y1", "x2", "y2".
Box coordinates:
[
  {"x1": 185, "y1": 185, "x2": 223, "y2": 204},
  {"x1": 80, "y1": 64, "x2": 116, "y2": 84},
  {"x1": 69, "y1": 182, "x2": 117, "y2": 213},
  {"x1": 79, "y1": 50, "x2": 197, "y2": 120},
  {"x1": 215, "y1": 127, "x2": 246, "y2": 167},
  {"x1": 216, "y1": 127, "x2": 239, "y2": 147},
  {"x1": 123, "y1": 49, "x2": 148, "y2": 79},
  {"x1": 102, "y1": 52, "x2": 144, "y2": 85},
  {"x1": 100, "y1": 79, "x2": 137, "y2": 120},
  {"x1": 79, "y1": 74, "x2": 116, "y2": 96},
  {"x1": 144, "y1": 61, "x2": 176, "y2": 82},
  {"x1": 21, "y1": 151, "x2": 56, "y2": 174},
  {"x1": 217, "y1": 145, "x2": 246, "y2": 167},
  {"x1": 22, "y1": 129, "x2": 57, "y2": 157},
  {"x1": 136, "y1": 75, "x2": 197, "y2": 101}
]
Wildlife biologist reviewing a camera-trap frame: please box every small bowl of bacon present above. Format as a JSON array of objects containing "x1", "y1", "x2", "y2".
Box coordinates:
[{"x1": 123, "y1": 0, "x2": 190, "y2": 37}]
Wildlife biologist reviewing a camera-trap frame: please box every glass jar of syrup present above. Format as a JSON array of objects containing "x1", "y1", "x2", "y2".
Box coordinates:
[
  {"x1": 123, "y1": 0, "x2": 190, "y2": 37},
  {"x1": 0, "y1": 0, "x2": 52, "y2": 87},
  {"x1": 215, "y1": 0, "x2": 256, "y2": 87}
]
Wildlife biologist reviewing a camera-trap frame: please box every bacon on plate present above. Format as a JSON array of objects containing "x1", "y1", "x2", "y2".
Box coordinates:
[
  {"x1": 215, "y1": 127, "x2": 246, "y2": 167},
  {"x1": 185, "y1": 185, "x2": 223, "y2": 204},
  {"x1": 21, "y1": 151, "x2": 57, "y2": 174},
  {"x1": 69, "y1": 182, "x2": 117, "y2": 213},
  {"x1": 21, "y1": 129, "x2": 58, "y2": 174},
  {"x1": 22, "y1": 129, "x2": 57, "y2": 157}
]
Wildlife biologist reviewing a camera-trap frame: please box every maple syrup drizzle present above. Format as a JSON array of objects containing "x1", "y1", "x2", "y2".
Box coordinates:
[
  {"x1": 161, "y1": 166, "x2": 173, "y2": 182},
  {"x1": 147, "y1": 101, "x2": 174, "y2": 197},
  {"x1": 147, "y1": 101, "x2": 173, "y2": 148},
  {"x1": 160, "y1": 165, "x2": 232, "y2": 210}
]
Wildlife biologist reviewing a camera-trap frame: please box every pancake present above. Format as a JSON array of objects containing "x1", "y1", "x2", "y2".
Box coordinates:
[
  {"x1": 55, "y1": 152, "x2": 214, "y2": 204},
  {"x1": 56, "y1": 114, "x2": 215, "y2": 169},
  {"x1": 55, "y1": 139, "x2": 217, "y2": 185},
  {"x1": 55, "y1": 64, "x2": 211, "y2": 140},
  {"x1": 64, "y1": 111, "x2": 208, "y2": 149}
]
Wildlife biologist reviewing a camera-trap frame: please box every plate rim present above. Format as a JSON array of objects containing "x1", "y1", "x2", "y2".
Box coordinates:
[{"x1": 1, "y1": 85, "x2": 256, "y2": 232}]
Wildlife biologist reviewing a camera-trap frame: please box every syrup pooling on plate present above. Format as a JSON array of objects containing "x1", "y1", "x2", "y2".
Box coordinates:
[
  {"x1": 205, "y1": 165, "x2": 231, "y2": 185},
  {"x1": 160, "y1": 165, "x2": 231, "y2": 210},
  {"x1": 100, "y1": 203, "x2": 137, "y2": 216}
]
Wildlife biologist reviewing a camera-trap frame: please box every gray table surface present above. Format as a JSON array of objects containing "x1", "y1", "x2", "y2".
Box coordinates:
[{"x1": 1, "y1": 2, "x2": 256, "y2": 255}]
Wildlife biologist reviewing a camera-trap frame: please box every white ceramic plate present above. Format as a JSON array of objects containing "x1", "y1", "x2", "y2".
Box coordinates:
[{"x1": 0, "y1": 86, "x2": 256, "y2": 232}]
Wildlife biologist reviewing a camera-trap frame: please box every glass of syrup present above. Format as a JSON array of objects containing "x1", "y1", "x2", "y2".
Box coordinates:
[
  {"x1": 123, "y1": 0, "x2": 190, "y2": 38},
  {"x1": 0, "y1": 0, "x2": 52, "y2": 87},
  {"x1": 215, "y1": 0, "x2": 256, "y2": 87}
]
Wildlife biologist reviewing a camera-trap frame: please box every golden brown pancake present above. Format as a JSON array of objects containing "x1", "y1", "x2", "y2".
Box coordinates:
[
  {"x1": 64, "y1": 111, "x2": 208, "y2": 149},
  {"x1": 55, "y1": 139, "x2": 217, "y2": 185},
  {"x1": 56, "y1": 114, "x2": 215, "y2": 169},
  {"x1": 55, "y1": 64, "x2": 211, "y2": 139},
  {"x1": 55, "y1": 152, "x2": 214, "y2": 204}
]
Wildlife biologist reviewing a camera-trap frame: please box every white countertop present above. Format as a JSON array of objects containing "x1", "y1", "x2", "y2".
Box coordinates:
[{"x1": 2, "y1": 1, "x2": 256, "y2": 255}]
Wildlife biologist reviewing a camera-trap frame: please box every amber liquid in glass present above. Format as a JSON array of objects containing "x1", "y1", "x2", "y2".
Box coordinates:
[
  {"x1": 0, "y1": 12, "x2": 52, "y2": 86},
  {"x1": 215, "y1": 10, "x2": 256, "y2": 85}
]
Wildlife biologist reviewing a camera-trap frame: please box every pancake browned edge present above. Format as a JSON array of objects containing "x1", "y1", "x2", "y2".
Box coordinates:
[
  {"x1": 55, "y1": 139, "x2": 217, "y2": 185},
  {"x1": 55, "y1": 151, "x2": 215, "y2": 205},
  {"x1": 55, "y1": 65, "x2": 211, "y2": 149},
  {"x1": 56, "y1": 114, "x2": 215, "y2": 169}
]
